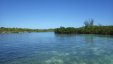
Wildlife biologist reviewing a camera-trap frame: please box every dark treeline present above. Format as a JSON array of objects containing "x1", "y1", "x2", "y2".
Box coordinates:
[
  {"x1": 55, "y1": 19, "x2": 113, "y2": 35},
  {"x1": 0, "y1": 27, "x2": 54, "y2": 33}
]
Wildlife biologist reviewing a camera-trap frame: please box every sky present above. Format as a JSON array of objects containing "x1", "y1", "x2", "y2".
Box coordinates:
[{"x1": 0, "y1": 0, "x2": 113, "y2": 29}]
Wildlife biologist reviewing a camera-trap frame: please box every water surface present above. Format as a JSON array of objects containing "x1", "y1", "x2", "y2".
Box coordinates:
[{"x1": 0, "y1": 32, "x2": 113, "y2": 64}]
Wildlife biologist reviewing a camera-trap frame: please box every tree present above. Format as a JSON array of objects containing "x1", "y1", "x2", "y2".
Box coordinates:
[{"x1": 84, "y1": 19, "x2": 94, "y2": 27}]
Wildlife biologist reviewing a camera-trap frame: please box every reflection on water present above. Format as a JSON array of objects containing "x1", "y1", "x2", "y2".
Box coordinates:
[
  {"x1": 0, "y1": 32, "x2": 113, "y2": 64},
  {"x1": 83, "y1": 34, "x2": 94, "y2": 43}
]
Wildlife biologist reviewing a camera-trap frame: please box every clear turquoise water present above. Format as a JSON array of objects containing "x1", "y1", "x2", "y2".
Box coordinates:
[{"x1": 0, "y1": 32, "x2": 113, "y2": 64}]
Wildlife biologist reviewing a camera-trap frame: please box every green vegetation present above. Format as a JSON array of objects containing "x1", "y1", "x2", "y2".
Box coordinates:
[
  {"x1": 0, "y1": 27, "x2": 54, "y2": 33},
  {"x1": 55, "y1": 26, "x2": 113, "y2": 35},
  {"x1": 55, "y1": 19, "x2": 113, "y2": 35},
  {"x1": 1, "y1": 19, "x2": 113, "y2": 35}
]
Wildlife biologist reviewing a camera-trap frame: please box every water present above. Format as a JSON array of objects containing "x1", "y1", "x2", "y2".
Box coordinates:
[{"x1": 0, "y1": 32, "x2": 113, "y2": 64}]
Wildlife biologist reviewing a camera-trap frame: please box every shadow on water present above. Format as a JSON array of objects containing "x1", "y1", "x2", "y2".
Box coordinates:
[
  {"x1": 54, "y1": 33, "x2": 113, "y2": 43},
  {"x1": 54, "y1": 34, "x2": 95, "y2": 43}
]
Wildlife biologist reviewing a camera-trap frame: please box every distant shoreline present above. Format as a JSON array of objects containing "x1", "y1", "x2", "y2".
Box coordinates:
[
  {"x1": 54, "y1": 26, "x2": 113, "y2": 35},
  {"x1": 0, "y1": 27, "x2": 54, "y2": 34},
  {"x1": 1, "y1": 25, "x2": 113, "y2": 35}
]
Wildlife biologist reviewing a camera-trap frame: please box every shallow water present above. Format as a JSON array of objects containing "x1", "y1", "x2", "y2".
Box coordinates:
[{"x1": 0, "y1": 32, "x2": 113, "y2": 64}]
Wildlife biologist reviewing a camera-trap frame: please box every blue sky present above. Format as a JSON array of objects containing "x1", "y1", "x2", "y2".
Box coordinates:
[{"x1": 0, "y1": 0, "x2": 113, "y2": 29}]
